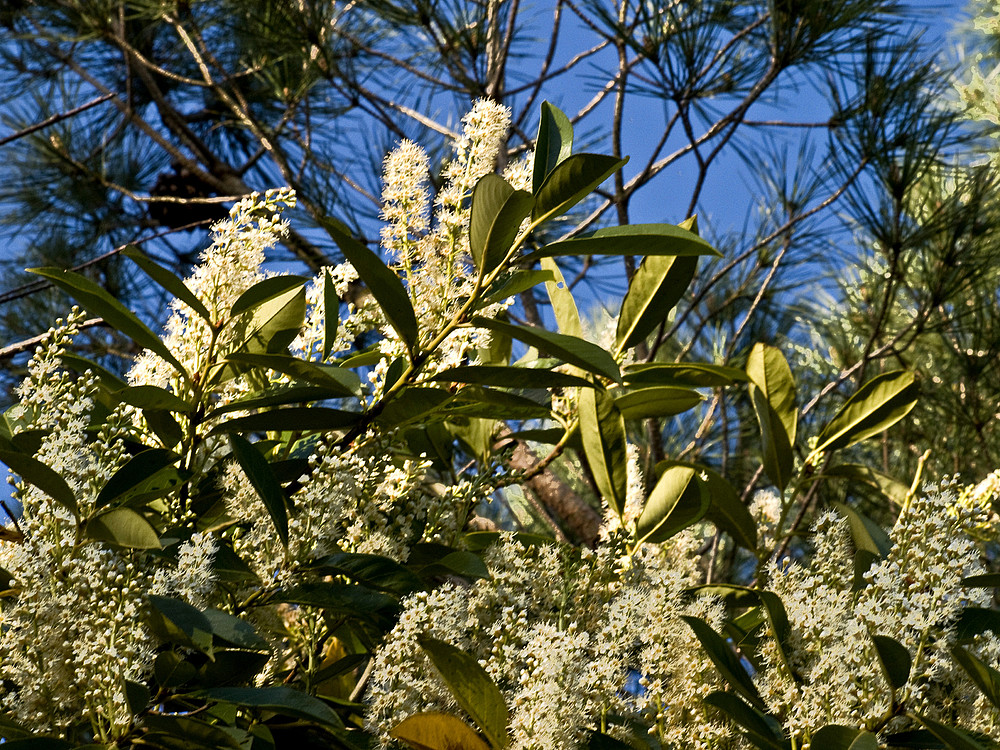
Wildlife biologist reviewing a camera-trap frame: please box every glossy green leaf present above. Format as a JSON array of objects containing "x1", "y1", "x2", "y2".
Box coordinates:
[
  {"x1": 531, "y1": 153, "x2": 627, "y2": 224},
  {"x1": 532, "y1": 101, "x2": 574, "y2": 193},
  {"x1": 955, "y1": 608, "x2": 1000, "y2": 642},
  {"x1": 58, "y1": 352, "x2": 129, "y2": 391},
  {"x1": 816, "y1": 370, "x2": 919, "y2": 454},
  {"x1": 911, "y1": 713, "x2": 989, "y2": 750},
  {"x1": 759, "y1": 590, "x2": 796, "y2": 681},
  {"x1": 238, "y1": 282, "x2": 306, "y2": 357},
  {"x1": 378, "y1": 387, "x2": 454, "y2": 426},
  {"x1": 95, "y1": 448, "x2": 180, "y2": 508},
  {"x1": 114, "y1": 384, "x2": 193, "y2": 412},
  {"x1": 683, "y1": 617, "x2": 766, "y2": 710},
  {"x1": 479, "y1": 269, "x2": 555, "y2": 308},
  {"x1": 418, "y1": 637, "x2": 510, "y2": 749},
  {"x1": 749, "y1": 384, "x2": 794, "y2": 492},
  {"x1": 410, "y1": 545, "x2": 491, "y2": 582},
  {"x1": 322, "y1": 267, "x2": 339, "y2": 361},
  {"x1": 205, "y1": 384, "x2": 348, "y2": 418},
  {"x1": 470, "y1": 174, "x2": 533, "y2": 274},
  {"x1": 746, "y1": 343, "x2": 796, "y2": 445},
  {"x1": 953, "y1": 646, "x2": 1000, "y2": 709},
  {"x1": 143, "y1": 409, "x2": 184, "y2": 449},
  {"x1": 540, "y1": 256, "x2": 583, "y2": 337},
  {"x1": 472, "y1": 317, "x2": 621, "y2": 383},
  {"x1": 275, "y1": 581, "x2": 398, "y2": 616},
  {"x1": 390, "y1": 712, "x2": 490, "y2": 750},
  {"x1": 123, "y1": 246, "x2": 212, "y2": 323},
  {"x1": 86, "y1": 507, "x2": 160, "y2": 549},
  {"x1": 637, "y1": 463, "x2": 709, "y2": 543},
  {"x1": 613, "y1": 386, "x2": 703, "y2": 419},
  {"x1": 307, "y1": 552, "x2": 423, "y2": 595},
  {"x1": 810, "y1": 726, "x2": 879, "y2": 750},
  {"x1": 446, "y1": 387, "x2": 550, "y2": 419},
  {"x1": 822, "y1": 464, "x2": 909, "y2": 507},
  {"x1": 142, "y1": 714, "x2": 244, "y2": 750},
  {"x1": 871, "y1": 634, "x2": 912, "y2": 690},
  {"x1": 428, "y1": 365, "x2": 595, "y2": 390},
  {"x1": 29, "y1": 266, "x2": 188, "y2": 377},
  {"x1": 831, "y1": 501, "x2": 892, "y2": 557},
  {"x1": 579, "y1": 385, "x2": 628, "y2": 518},
  {"x1": 201, "y1": 608, "x2": 270, "y2": 652},
  {"x1": 526, "y1": 222, "x2": 720, "y2": 262},
  {"x1": 197, "y1": 686, "x2": 343, "y2": 729},
  {"x1": 148, "y1": 595, "x2": 213, "y2": 654},
  {"x1": 0, "y1": 448, "x2": 77, "y2": 515},
  {"x1": 229, "y1": 435, "x2": 288, "y2": 546},
  {"x1": 587, "y1": 732, "x2": 633, "y2": 750},
  {"x1": 208, "y1": 407, "x2": 362, "y2": 435},
  {"x1": 230, "y1": 275, "x2": 309, "y2": 317},
  {"x1": 623, "y1": 362, "x2": 748, "y2": 387},
  {"x1": 703, "y1": 692, "x2": 786, "y2": 750},
  {"x1": 226, "y1": 353, "x2": 362, "y2": 397},
  {"x1": 962, "y1": 574, "x2": 1000, "y2": 588},
  {"x1": 616, "y1": 254, "x2": 697, "y2": 353},
  {"x1": 695, "y1": 464, "x2": 758, "y2": 551},
  {"x1": 124, "y1": 679, "x2": 150, "y2": 715},
  {"x1": 153, "y1": 650, "x2": 198, "y2": 688},
  {"x1": 323, "y1": 217, "x2": 419, "y2": 352}
]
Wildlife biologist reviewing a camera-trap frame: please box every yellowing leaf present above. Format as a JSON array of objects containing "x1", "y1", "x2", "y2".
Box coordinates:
[{"x1": 390, "y1": 712, "x2": 492, "y2": 750}]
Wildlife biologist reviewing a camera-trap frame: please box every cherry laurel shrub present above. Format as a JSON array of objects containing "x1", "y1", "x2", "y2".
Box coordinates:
[{"x1": 2, "y1": 101, "x2": 1000, "y2": 750}]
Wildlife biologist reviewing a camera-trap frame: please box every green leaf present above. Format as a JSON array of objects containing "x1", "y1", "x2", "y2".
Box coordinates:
[
  {"x1": 143, "y1": 409, "x2": 184, "y2": 449},
  {"x1": 229, "y1": 435, "x2": 288, "y2": 546},
  {"x1": 469, "y1": 174, "x2": 533, "y2": 274},
  {"x1": 154, "y1": 651, "x2": 198, "y2": 688},
  {"x1": 236, "y1": 282, "x2": 307, "y2": 357},
  {"x1": 114, "y1": 384, "x2": 193, "y2": 412},
  {"x1": 226, "y1": 353, "x2": 362, "y2": 397},
  {"x1": 578, "y1": 385, "x2": 628, "y2": 518},
  {"x1": 202, "y1": 608, "x2": 271, "y2": 652},
  {"x1": 613, "y1": 386, "x2": 703, "y2": 419},
  {"x1": 759, "y1": 591, "x2": 796, "y2": 680},
  {"x1": 746, "y1": 343, "x2": 796, "y2": 445},
  {"x1": 911, "y1": 713, "x2": 989, "y2": 750},
  {"x1": 95, "y1": 448, "x2": 181, "y2": 508},
  {"x1": 702, "y1": 691, "x2": 786, "y2": 750},
  {"x1": 58, "y1": 352, "x2": 129, "y2": 391},
  {"x1": 540, "y1": 256, "x2": 583, "y2": 337},
  {"x1": 322, "y1": 217, "x2": 419, "y2": 352},
  {"x1": 409, "y1": 546, "x2": 491, "y2": 582},
  {"x1": 230, "y1": 275, "x2": 309, "y2": 317},
  {"x1": 962, "y1": 574, "x2": 1000, "y2": 588},
  {"x1": 587, "y1": 732, "x2": 634, "y2": 750},
  {"x1": 0, "y1": 739, "x2": 74, "y2": 750},
  {"x1": 616, "y1": 254, "x2": 697, "y2": 353},
  {"x1": 810, "y1": 726, "x2": 879, "y2": 750},
  {"x1": 472, "y1": 317, "x2": 621, "y2": 383},
  {"x1": 694, "y1": 464, "x2": 758, "y2": 551},
  {"x1": 479, "y1": 270, "x2": 555, "y2": 308},
  {"x1": 206, "y1": 384, "x2": 346, "y2": 418},
  {"x1": 815, "y1": 370, "x2": 919, "y2": 454},
  {"x1": 275, "y1": 581, "x2": 398, "y2": 617},
  {"x1": 822, "y1": 464, "x2": 909, "y2": 507},
  {"x1": 124, "y1": 679, "x2": 150, "y2": 715},
  {"x1": 952, "y1": 646, "x2": 1000, "y2": 709},
  {"x1": 871, "y1": 634, "x2": 912, "y2": 690},
  {"x1": 28, "y1": 266, "x2": 188, "y2": 377},
  {"x1": 428, "y1": 365, "x2": 595, "y2": 390},
  {"x1": 749, "y1": 384, "x2": 794, "y2": 492},
  {"x1": 197, "y1": 686, "x2": 343, "y2": 729},
  {"x1": 683, "y1": 617, "x2": 766, "y2": 711},
  {"x1": 390, "y1": 712, "x2": 491, "y2": 750},
  {"x1": 955, "y1": 607, "x2": 1000, "y2": 642},
  {"x1": 123, "y1": 246, "x2": 212, "y2": 323},
  {"x1": 322, "y1": 268, "x2": 340, "y2": 361},
  {"x1": 0, "y1": 448, "x2": 77, "y2": 515},
  {"x1": 148, "y1": 595, "x2": 214, "y2": 654},
  {"x1": 831, "y1": 501, "x2": 891, "y2": 557},
  {"x1": 208, "y1": 407, "x2": 362, "y2": 435},
  {"x1": 531, "y1": 153, "x2": 627, "y2": 224},
  {"x1": 532, "y1": 101, "x2": 574, "y2": 193},
  {"x1": 623, "y1": 362, "x2": 748, "y2": 387},
  {"x1": 307, "y1": 552, "x2": 423, "y2": 595},
  {"x1": 142, "y1": 714, "x2": 244, "y2": 750},
  {"x1": 378, "y1": 387, "x2": 454, "y2": 427},
  {"x1": 637, "y1": 463, "x2": 710, "y2": 543},
  {"x1": 526, "y1": 222, "x2": 721, "y2": 262},
  {"x1": 418, "y1": 637, "x2": 510, "y2": 749},
  {"x1": 446, "y1": 387, "x2": 550, "y2": 419},
  {"x1": 86, "y1": 507, "x2": 160, "y2": 549}
]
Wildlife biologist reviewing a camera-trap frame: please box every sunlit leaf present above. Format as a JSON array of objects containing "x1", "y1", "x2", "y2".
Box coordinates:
[
  {"x1": 579, "y1": 385, "x2": 628, "y2": 518},
  {"x1": 123, "y1": 246, "x2": 211, "y2": 323},
  {"x1": 531, "y1": 153, "x2": 627, "y2": 224},
  {"x1": 636, "y1": 462, "x2": 709, "y2": 543},
  {"x1": 469, "y1": 174, "x2": 533, "y2": 274},
  {"x1": 86, "y1": 507, "x2": 160, "y2": 549},
  {"x1": 815, "y1": 370, "x2": 918, "y2": 454},
  {"x1": 526, "y1": 222, "x2": 720, "y2": 262},
  {"x1": 390, "y1": 712, "x2": 491, "y2": 750},
  {"x1": 532, "y1": 101, "x2": 574, "y2": 193}
]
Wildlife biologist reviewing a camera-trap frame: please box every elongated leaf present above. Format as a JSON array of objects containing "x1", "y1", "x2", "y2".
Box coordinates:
[
  {"x1": 446, "y1": 387, "x2": 550, "y2": 419},
  {"x1": 95, "y1": 448, "x2": 180, "y2": 508},
  {"x1": 418, "y1": 637, "x2": 510, "y2": 749},
  {"x1": 123, "y1": 246, "x2": 212, "y2": 323},
  {"x1": 86, "y1": 507, "x2": 160, "y2": 549},
  {"x1": 749, "y1": 384, "x2": 793, "y2": 492},
  {"x1": 616, "y1": 254, "x2": 697, "y2": 353},
  {"x1": 531, "y1": 153, "x2": 627, "y2": 224},
  {"x1": 953, "y1": 646, "x2": 1000, "y2": 709},
  {"x1": 684, "y1": 618, "x2": 766, "y2": 711},
  {"x1": 390, "y1": 712, "x2": 490, "y2": 750},
  {"x1": 154, "y1": 651, "x2": 198, "y2": 688},
  {"x1": 323, "y1": 217, "x2": 419, "y2": 352},
  {"x1": 623, "y1": 362, "x2": 748, "y2": 387},
  {"x1": 429, "y1": 365, "x2": 595, "y2": 390},
  {"x1": 226, "y1": 353, "x2": 361, "y2": 397},
  {"x1": 208, "y1": 407, "x2": 362, "y2": 435},
  {"x1": 536, "y1": 258, "x2": 582, "y2": 339},
  {"x1": 911, "y1": 713, "x2": 989, "y2": 750},
  {"x1": 472, "y1": 317, "x2": 620, "y2": 383},
  {"x1": 694, "y1": 464, "x2": 758, "y2": 551},
  {"x1": 378, "y1": 387, "x2": 453, "y2": 426},
  {"x1": 746, "y1": 343, "x2": 796, "y2": 445},
  {"x1": 229, "y1": 435, "x2": 288, "y2": 546},
  {"x1": 702, "y1": 692, "x2": 786, "y2": 750},
  {"x1": 275, "y1": 581, "x2": 398, "y2": 616},
  {"x1": 0, "y1": 448, "x2": 77, "y2": 515},
  {"x1": 636, "y1": 463, "x2": 709, "y2": 543},
  {"x1": 201, "y1": 608, "x2": 271, "y2": 652},
  {"x1": 810, "y1": 726, "x2": 879, "y2": 750},
  {"x1": 962, "y1": 574, "x2": 1000, "y2": 588},
  {"x1": 206, "y1": 384, "x2": 348, "y2": 418},
  {"x1": 479, "y1": 270, "x2": 555, "y2": 308},
  {"x1": 527, "y1": 222, "x2": 720, "y2": 262},
  {"x1": 532, "y1": 101, "x2": 574, "y2": 193},
  {"x1": 58, "y1": 352, "x2": 130, "y2": 391},
  {"x1": 29, "y1": 266, "x2": 187, "y2": 376},
  {"x1": 197, "y1": 686, "x2": 343, "y2": 729},
  {"x1": 831, "y1": 501, "x2": 891, "y2": 557},
  {"x1": 114, "y1": 384, "x2": 193, "y2": 412},
  {"x1": 307, "y1": 552, "x2": 423, "y2": 595},
  {"x1": 588, "y1": 732, "x2": 634, "y2": 750},
  {"x1": 871, "y1": 634, "x2": 911, "y2": 691},
  {"x1": 822, "y1": 464, "x2": 909, "y2": 507},
  {"x1": 230, "y1": 276, "x2": 309, "y2": 317},
  {"x1": 955, "y1": 607, "x2": 1000, "y2": 642},
  {"x1": 613, "y1": 386, "x2": 703, "y2": 419},
  {"x1": 470, "y1": 175, "x2": 533, "y2": 274},
  {"x1": 579, "y1": 385, "x2": 628, "y2": 518},
  {"x1": 816, "y1": 370, "x2": 918, "y2": 454},
  {"x1": 239, "y1": 283, "x2": 306, "y2": 356},
  {"x1": 759, "y1": 591, "x2": 796, "y2": 680},
  {"x1": 322, "y1": 267, "x2": 340, "y2": 361}
]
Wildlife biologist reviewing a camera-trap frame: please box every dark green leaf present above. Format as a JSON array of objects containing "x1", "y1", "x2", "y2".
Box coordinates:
[
  {"x1": 322, "y1": 267, "x2": 340, "y2": 361},
  {"x1": 759, "y1": 591, "x2": 795, "y2": 680},
  {"x1": 0, "y1": 448, "x2": 77, "y2": 515},
  {"x1": 683, "y1": 618, "x2": 766, "y2": 710},
  {"x1": 810, "y1": 726, "x2": 879, "y2": 750},
  {"x1": 613, "y1": 386, "x2": 703, "y2": 419},
  {"x1": 123, "y1": 246, "x2": 212, "y2": 323},
  {"x1": 962, "y1": 574, "x2": 1000, "y2": 588},
  {"x1": 816, "y1": 370, "x2": 919, "y2": 454},
  {"x1": 623, "y1": 362, "x2": 748, "y2": 387},
  {"x1": 587, "y1": 732, "x2": 633, "y2": 750},
  {"x1": 275, "y1": 581, "x2": 398, "y2": 616},
  {"x1": 322, "y1": 217, "x2": 419, "y2": 352},
  {"x1": 579, "y1": 385, "x2": 628, "y2": 518},
  {"x1": 911, "y1": 713, "x2": 989, "y2": 750},
  {"x1": 418, "y1": 637, "x2": 510, "y2": 749},
  {"x1": 142, "y1": 714, "x2": 244, "y2": 750},
  {"x1": 308, "y1": 552, "x2": 423, "y2": 595},
  {"x1": 409, "y1": 545, "x2": 491, "y2": 582},
  {"x1": 208, "y1": 407, "x2": 362, "y2": 435},
  {"x1": 532, "y1": 101, "x2": 574, "y2": 193},
  {"x1": 472, "y1": 317, "x2": 621, "y2": 383},
  {"x1": 124, "y1": 679, "x2": 150, "y2": 715},
  {"x1": 202, "y1": 608, "x2": 271, "y2": 652},
  {"x1": 230, "y1": 276, "x2": 309, "y2": 317},
  {"x1": 822, "y1": 464, "x2": 909, "y2": 507},
  {"x1": 229, "y1": 435, "x2": 288, "y2": 546},
  {"x1": 390, "y1": 712, "x2": 490, "y2": 750},
  {"x1": 446, "y1": 387, "x2": 550, "y2": 419},
  {"x1": 0, "y1": 739, "x2": 73, "y2": 750},
  {"x1": 377, "y1": 387, "x2": 453, "y2": 426},
  {"x1": 470, "y1": 174, "x2": 533, "y2": 274},
  {"x1": 29, "y1": 266, "x2": 188, "y2": 377},
  {"x1": 58, "y1": 352, "x2": 129, "y2": 391},
  {"x1": 205, "y1": 384, "x2": 346, "y2": 418},
  {"x1": 952, "y1": 646, "x2": 1000, "y2": 709},
  {"x1": 113, "y1": 385, "x2": 192, "y2": 412},
  {"x1": 86, "y1": 507, "x2": 160, "y2": 549},
  {"x1": 616, "y1": 254, "x2": 697, "y2": 353},
  {"x1": 479, "y1": 270, "x2": 555, "y2": 308},
  {"x1": 198, "y1": 648, "x2": 271, "y2": 688},
  {"x1": 882, "y1": 729, "x2": 946, "y2": 748},
  {"x1": 212, "y1": 543, "x2": 260, "y2": 585},
  {"x1": 636, "y1": 463, "x2": 709, "y2": 544},
  {"x1": 95, "y1": 448, "x2": 181, "y2": 508},
  {"x1": 831, "y1": 501, "x2": 892, "y2": 557},
  {"x1": 237, "y1": 283, "x2": 306, "y2": 357},
  {"x1": 702, "y1": 691, "x2": 786, "y2": 750},
  {"x1": 695, "y1": 464, "x2": 758, "y2": 551},
  {"x1": 226, "y1": 353, "x2": 362, "y2": 397},
  {"x1": 531, "y1": 153, "x2": 627, "y2": 224},
  {"x1": 955, "y1": 608, "x2": 1000, "y2": 642},
  {"x1": 526, "y1": 222, "x2": 720, "y2": 262},
  {"x1": 154, "y1": 650, "x2": 198, "y2": 688},
  {"x1": 148, "y1": 595, "x2": 214, "y2": 654},
  {"x1": 749, "y1": 384, "x2": 794, "y2": 492},
  {"x1": 196, "y1": 686, "x2": 343, "y2": 729},
  {"x1": 871, "y1": 634, "x2": 911, "y2": 690},
  {"x1": 428, "y1": 365, "x2": 595, "y2": 390}
]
